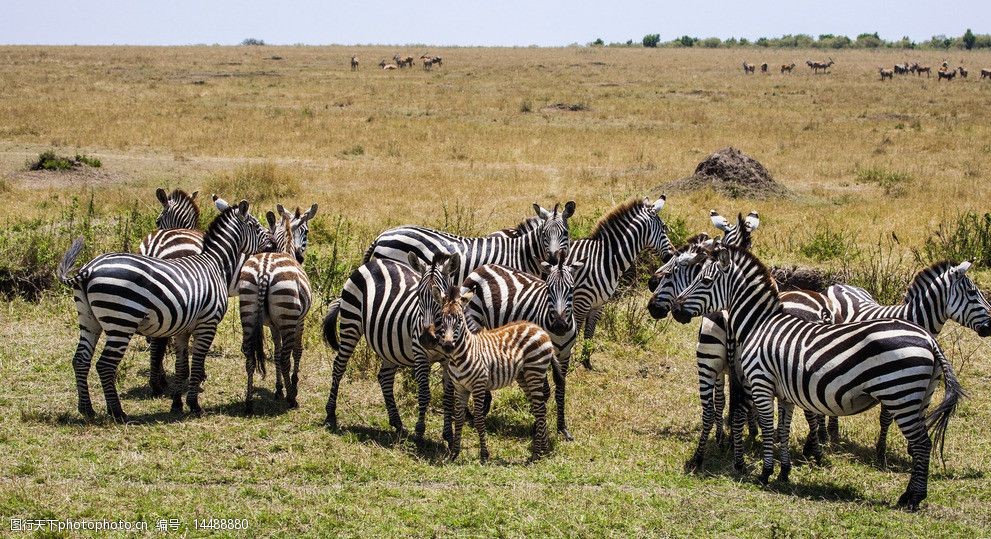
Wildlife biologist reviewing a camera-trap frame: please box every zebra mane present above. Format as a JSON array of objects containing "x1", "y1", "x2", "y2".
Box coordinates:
[
  {"x1": 724, "y1": 243, "x2": 779, "y2": 296},
  {"x1": 676, "y1": 233, "x2": 710, "y2": 254},
  {"x1": 904, "y1": 261, "x2": 956, "y2": 300},
  {"x1": 502, "y1": 216, "x2": 542, "y2": 238},
  {"x1": 200, "y1": 205, "x2": 240, "y2": 253},
  {"x1": 586, "y1": 198, "x2": 644, "y2": 240},
  {"x1": 168, "y1": 189, "x2": 200, "y2": 227}
]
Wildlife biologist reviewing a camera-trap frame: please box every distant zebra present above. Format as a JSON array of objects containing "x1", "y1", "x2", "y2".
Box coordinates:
[
  {"x1": 239, "y1": 203, "x2": 318, "y2": 413},
  {"x1": 322, "y1": 252, "x2": 457, "y2": 443},
  {"x1": 813, "y1": 261, "x2": 991, "y2": 462},
  {"x1": 432, "y1": 285, "x2": 554, "y2": 462},
  {"x1": 138, "y1": 188, "x2": 205, "y2": 396},
  {"x1": 58, "y1": 199, "x2": 273, "y2": 422},
  {"x1": 567, "y1": 197, "x2": 673, "y2": 369},
  {"x1": 363, "y1": 201, "x2": 575, "y2": 283},
  {"x1": 671, "y1": 244, "x2": 964, "y2": 511},
  {"x1": 461, "y1": 251, "x2": 584, "y2": 440},
  {"x1": 351, "y1": 55, "x2": 359, "y2": 71}
]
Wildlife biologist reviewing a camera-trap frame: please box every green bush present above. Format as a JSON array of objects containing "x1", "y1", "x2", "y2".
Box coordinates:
[
  {"x1": 203, "y1": 162, "x2": 300, "y2": 205},
  {"x1": 27, "y1": 151, "x2": 101, "y2": 171},
  {"x1": 75, "y1": 154, "x2": 101, "y2": 168},
  {"x1": 915, "y1": 212, "x2": 991, "y2": 267},
  {"x1": 642, "y1": 34, "x2": 660, "y2": 48},
  {"x1": 800, "y1": 225, "x2": 854, "y2": 262},
  {"x1": 855, "y1": 166, "x2": 913, "y2": 197},
  {"x1": 842, "y1": 237, "x2": 913, "y2": 305}
]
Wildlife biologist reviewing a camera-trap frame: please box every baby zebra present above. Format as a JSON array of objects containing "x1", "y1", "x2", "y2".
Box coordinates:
[
  {"x1": 432, "y1": 286, "x2": 554, "y2": 462},
  {"x1": 58, "y1": 200, "x2": 273, "y2": 422},
  {"x1": 239, "y1": 203, "x2": 318, "y2": 413},
  {"x1": 671, "y1": 244, "x2": 964, "y2": 511}
]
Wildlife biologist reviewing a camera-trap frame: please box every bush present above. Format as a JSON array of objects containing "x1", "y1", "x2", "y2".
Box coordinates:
[
  {"x1": 675, "y1": 35, "x2": 697, "y2": 47},
  {"x1": 842, "y1": 237, "x2": 913, "y2": 305},
  {"x1": 855, "y1": 166, "x2": 913, "y2": 197},
  {"x1": 203, "y1": 162, "x2": 300, "y2": 205},
  {"x1": 642, "y1": 34, "x2": 660, "y2": 48},
  {"x1": 75, "y1": 154, "x2": 101, "y2": 168},
  {"x1": 241, "y1": 38, "x2": 266, "y2": 46},
  {"x1": 591, "y1": 38, "x2": 604, "y2": 46},
  {"x1": 699, "y1": 37, "x2": 721, "y2": 48},
  {"x1": 340, "y1": 145, "x2": 364, "y2": 157},
  {"x1": 519, "y1": 100, "x2": 532, "y2": 113},
  {"x1": 800, "y1": 225, "x2": 854, "y2": 262},
  {"x1": 915, "y1": 212, "x2": 991, "y2": 267},
  {"x1": 28, "y1": 151, "x2": 74, "y2": 171}
]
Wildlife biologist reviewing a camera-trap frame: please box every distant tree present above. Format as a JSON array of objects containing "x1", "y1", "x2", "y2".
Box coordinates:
[
  {"x1": 241, "y1": 38, "x2": 265, "y2": 46},
  {"x1": 676, "y1": 35, "x2": 697, "y2": 47},
  {"x1": 818, "y1": 33, "x2": 835, "y2": 41},
  {"x1": 590, "y1": 38, "x2": 605, "y2": 46},
  {"x1": 830, "y1": 35, "x2": 852, "y2": 48},
  {"x1": 626, "y1": 39, "x2": 634, "y2": 46},
  {"x1": 927, "y1": 34, "x2": 952, "y2": 49},
  {"x1": 724, "y1": 37, "x2": 738, "y2": 47},
  {"x1": 756, "y1": 37, "x2": 770, "y2": 47},
  {"x1": 893, "y1": 36, "x2": 916, "y2": 49},
  {"x1": 963, "y1": 28, "x2": 976, "y2": 50},
  {"x1": 795, "y1": 34, "x2": 815, "y2": 47},
  {"x1": 856, "y1": 32, "x2": 882, "y2": 48},
  {"x1": 642, "y1": 34, "x2": 661, "y2": 48},
  {"x1": 739, "y1": 38, "x2": 750, "y2": 46},
  {"x1": 699, "y1": 37, "x2": 722, "y2": 48}
]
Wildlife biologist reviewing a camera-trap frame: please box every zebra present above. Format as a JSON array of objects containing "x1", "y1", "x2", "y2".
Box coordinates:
[
  {"x1": 810, "y1": 261, "x2": 991, "y2": 462},
  {"x1": 138, "y1": 188, "x2": 206, "y2": 396},
  {"x1": 239, "y1": 203, "x2": 318, "y2": 414},
  {"x1": 362, "y1": 201, "x2": 575, "y2": 283},
  {"x1": 460, "y1": 250, "x2": 584, "y2": 440},
  {"x1": 431, "y1": 285, "x2": 554, "y2": 462},
  {"x1": 322, "y1": 252, "x2": 458, "y2": 443},
  {"x1": 566, "y1": 196, "x2": 673, "y2": 369},
  {"x1": 57, "y1": 199, "x2": 274, "y2": 422},
  {"x1": 671, "y1": 244, "x2": 965, "y2": 511}
]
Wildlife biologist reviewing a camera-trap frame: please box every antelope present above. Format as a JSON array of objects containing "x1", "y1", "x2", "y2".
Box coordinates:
[
  {"x1": 914, "y1": 64, "x2": 931, "y2": 77},
  {"x1": 879, "y1": 67, "x2": 894, "y2": 81},
  {"x1": 350, "y1": 55, "x2": 359, "y2": 71},
  {"x1": 422, "y1": 57, "x2": 434, "y2": 70},
  {"x1": 743, "y1": 62, "x2": 755, "y2": 74},
  {"x1": 981, "y1": 68, "x2": 991, "y2": 79},
  {"x1": 379, "y1": 60, "x2": 398, "y2": 70},
  {"x1": 937, "y1": 68, "x2": 956, "y2": 81},
  {"x1": 760, "y1": 62, "x2": 768, "y2": 73},
  {"x1": 780, "y1": 63, "x2": 795, "y2": 74},
  {"x1": 958, "y1": 66, "x2": 968, "y2": 78},
  {"x1": 394, "y1": 54, "x2": 414, "y2": 68},
  {"x1": 894, "y1": 63, "x2": 910, "y2": 75}
]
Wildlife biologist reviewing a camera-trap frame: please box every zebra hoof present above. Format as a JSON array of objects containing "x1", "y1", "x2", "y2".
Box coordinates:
[
  {"x1": 170, "y1": 398, "x2": 183, "y2": 414},
  {"x1": 558, "y1": 428, "x2": 574, "y2": 442},
  {"x1": 186, "y1": 396, "x2": 202, "y2": 417},
  {"x1": 757, "y1": 467, "x2": 773, "y2": 485},
  {"x1": 734, "y1": 459, "x2": 745, "y2": 474},
  {"x1": 479, "y1": 450, "x2": 489, "y2": 463},
  {"x1": 896, "y1": 490, "x2": 923, "y2": 512},
  {"x1": 581, "y1": 358, "x2": 593, "y2": 370},
  {"x1": 287, "y1": 398, "x2": 299, "y2": 409},
  {"x1": 324, "y1": 415, "x2": 338, "y2": 431},
  {"x1": 684, "y1": 456, "x2": 703, "y2": 474},
  {"x1": 110, "y1": 411, "x2": 130, "y2": 425},
  {"x1": 275, "y1": 389, "x2": 284, "y2": 400},
  {"x1": 448, "y1": 448, "x2": 460, "y2": 462},
  {"x1": 777, "y1": 465, "x2": 791, "y2": 483},
  {"x1": 78, "y1": 404, "x2": 96, "y2": 418}
]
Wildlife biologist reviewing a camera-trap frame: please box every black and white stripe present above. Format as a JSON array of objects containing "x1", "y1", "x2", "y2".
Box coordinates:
[
  {"x1": 58, "y1": 200, "x2": 273, "y2": 422},
  {"x1": 671, "y1": 244, "x2": 965, "y2": 511},
  {"x1": 322, "y1": 252, "x2": 457, "y2": 443},
  {"x1": 460, "y1": 250, "x2": 583, "y2": 439},
  {"x1": 566, "y1": 196, "x2": 673, "y2": 369},
  {"x1": 363, "y1": 202, "x2": 575, "y2": 283}
]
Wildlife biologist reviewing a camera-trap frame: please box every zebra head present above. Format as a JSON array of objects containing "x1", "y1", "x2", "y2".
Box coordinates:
[
  {"x1": 409, "y1": 251, "x2": 460, "y2": 348},
  {"x1": 533, "y1": 201, "x2": 576, "y2": 264},
  {"x1": 647, "y1": 234, "x2": 711, "y2": 319},
  {"x1": 942, "y1": 261, "x2": 991, "y2": 337},
  {"x1": 276, "y1": 203, "x2": 318, "y2": 263},
  {"x1": 539, "y1": 249, "x2": 584, "y2": 335},
  {"x1": 670, "y1": 243, "x2": 736, "y2": 324},
  {"x1": 432, "y1": 285, "x2": 474, "y2": 355},
  {"x1": 642, "y1": 195, "x2": 674, "y2": 259},
  {"x1": 212, "y1": 195, "x2": 275, "y2": 255},
  {"x1": 155, "y1": 188, "x2": 200, "y2": 230},
  {"x1": 710, "y1": 209, "x2": 759, "y2": 249}
]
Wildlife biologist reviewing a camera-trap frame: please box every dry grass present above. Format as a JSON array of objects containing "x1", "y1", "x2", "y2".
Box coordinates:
[{"x1": 1, "y1": 45, "x2": 991, "y2": 536}]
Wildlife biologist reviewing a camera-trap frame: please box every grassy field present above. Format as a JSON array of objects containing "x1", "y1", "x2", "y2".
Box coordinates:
[{"x1": 1, "y1": 45, "x2": 991, "y2": 536}]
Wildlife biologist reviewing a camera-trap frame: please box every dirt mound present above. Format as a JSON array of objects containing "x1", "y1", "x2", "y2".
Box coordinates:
[
  {"x1": 770, "y1": 265, "x2": 843, "y2": 293},
  {"x1": 671, "y1": 147, "x2": 788, "y2": 199}
]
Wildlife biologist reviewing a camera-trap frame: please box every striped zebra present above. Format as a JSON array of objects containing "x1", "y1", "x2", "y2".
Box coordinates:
[
  {"x1": 566, "y1": 196, "x2": 673, "y2": 369},
  {"x1": 671, "y1": 244, "x2": 965, "y2": 511},
  {"x1": 461, "y1": 250, "x2": 583, "y2": 440},
  {"x1": 322, "y1": 252, "x2": 457, "y2": 443},
  {"x1": 58, "y1": 200, "x2": 274, "y2": 422},
  {"x1": 811, "y1": 261, "x2": 991, "y2": 462},
  {"x1": 363, "y1": 201, "x2": 575, "y2": 283},
  {"x1": 139, "y1": 188, "x2": 206, "y2": 396},
  {"x1": 239, "y1": 203, "x2": 318, "y2": 413},
  {"x1": 432, "y1": 285, "x2": 554, "y2": 462}
]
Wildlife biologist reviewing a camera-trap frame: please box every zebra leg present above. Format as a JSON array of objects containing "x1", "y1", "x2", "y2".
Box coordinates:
[
  {"x1": 687, "y1": 371, "x2": 717, "y2": 473},
  {"x1": 713, "y1": 373, "x2": 726, "y2": 448},
  {"x1": 148, "y1": 337, "x2": 169, "y2": 397},
  {"x1": 243, "y1": 331, "x2": 256, "y2": 415},
  {"x1": 892, "y1": 411, "x2": 932, "y2": 511},
  {"x1": 776, "y1": 402, "x2": 794, "y2": 482},
  {"x1": 71, "y1": 313, "x2": 102, "y2": 419},
  {"x1": 875, "y1": 406, "x2": 893, "y2": 467},
  {"x1": 377, "y1": 364, "x2": 405, "y2": 435},
  {"x1": 827, "y1": 415, "x2": 840, "y2": 445},
  {"x1": 523, "y1": 370, "x2": 550, "y2": 460},
  {"x1": 324, "y1": 325, "x2": 360, "y2": 430},
  {"x1": 752, "y1": 387, "x2": 777, "y2": 485},
  {"x1": 816, "y1": 414, "x2": 828, "y2": 444},
  {"x1": 472, "y1": 384, "x2": 489, "y2": 463},
  {"x1": 441, "y1": 361, "x2": 454, "y2": 444},
  {"x1": 185, "y1": 327, "x2": 217, "y2": 417},
  {"x1": 412, "y1": 353, "x2": 431, "y2": 445},
  {"x1": 551, "y1": 356, "x2": 572, "y2": 441},
  {"x1": 449, "y1": 387, "x2": 469, "y2": 460},
  {"x1": 728, "y1": 369, "x2": 748, "y2": 473},
  {"x1": 802, "y1": 410, "x2": 824, "y2": 464},
  {"x1": 170, "y1": 334, "x2": 190, "y2": 414},
  {"x1": 272, "y1": 329, "x2": 284, "y2": 400},
  {"x1": 277, "y1": 328, "x2": 296, "y2": 408},
  {"x1": 289, "y1": 320, "x2": 303, "y2": 407},
  {"x1": 579, "y1": 307, "x2": 602, "y2": 370},
  {"x1": 94, "y1": 332, "x2": 134, "y2": 423}
]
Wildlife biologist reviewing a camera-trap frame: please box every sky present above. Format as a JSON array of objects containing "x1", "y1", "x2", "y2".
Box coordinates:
[{"x1": 1, "y1": 0, "x2": 987, "y2": 46}]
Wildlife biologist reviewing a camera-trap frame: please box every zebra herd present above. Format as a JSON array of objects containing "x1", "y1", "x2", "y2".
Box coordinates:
[{"x1": 56, "y1": 188, "x2": 988, "y2": 510}]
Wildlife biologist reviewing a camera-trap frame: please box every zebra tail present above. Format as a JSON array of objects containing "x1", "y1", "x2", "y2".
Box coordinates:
[
  {"x1": 251, "y1": 277, "x2": 269, "y2": 379},
  {"x1": 57, "y1": 236, "x2": 86, "y2": 286},
  {"x1": 361, "y1": 241, "x2": 377, "y2": 264},
  {"x1": 926, "y1": 342, "x2": 967, "y2": 464},
  {"x1": 322, "y1": 298, "x2": 342, "y2": 351}
]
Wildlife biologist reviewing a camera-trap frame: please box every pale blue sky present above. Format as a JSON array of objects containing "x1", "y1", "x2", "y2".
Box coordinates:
[{"x1": 1, "y1": 0, "x2": 987, "y2": 46}]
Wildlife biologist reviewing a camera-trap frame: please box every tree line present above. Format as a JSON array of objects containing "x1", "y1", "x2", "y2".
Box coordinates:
[{"x1": 589, "y1": 29, "x2": 989, "y2": 50}]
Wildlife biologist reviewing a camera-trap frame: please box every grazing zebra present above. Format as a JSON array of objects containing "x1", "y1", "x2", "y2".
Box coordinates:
[
  {"x1": 432, "y1": 285, "x2": 554, "y2": 462},
  {"x1": 239, "y1": 204, "x2": 318, "y2": 413},
  {"x1": 461, "y1": 250, "x2": 584, "y2": 440},
  {"x1": 363, "y1": 201, "x2": 575, "y2": 283},
  {"x1": 811, "y1": 261, "x2": 991, "y2": 462},
  {"x1": 322, "y1": 252, "x2": 457, "y2": 443},
  {"x1": 567, "y1": 196, "x2": 673, "y2": 369},
  {"x1": 58, "y1": 199, "x2": 274, "y2": 422},
  {"x1": 671, "y1": 244, "x2": 965, "y2": 510},
  {"x1": 138, "y1": 188, "x2": 206, "y2": 396}
]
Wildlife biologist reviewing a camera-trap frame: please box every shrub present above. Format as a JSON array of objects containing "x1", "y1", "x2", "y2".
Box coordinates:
[
  {"x1": 28, "y1": 151, "x2": 74, "y2": 171},
  {"x1": 241, "y1": 38, "x2": 266, "y2": 46},
  {"x1": 699, "y1": 37, "x2": 721, "y2": 48},
  {"x1": 519, "y1": 100, "x2": 532, "y2": 113},
  {"x1": 963, "y1": 29, "x2": 976, "y2": 50},
  {"x1": 642, "y1": 34, "x2": 660, "y2": 48},
  {"x1": 75, "y1": 154, "x2": 101, "y2": 168},
  {"x1": 203, "y1": 162, "x2": 300, "y2": 205},
  {"x1": 340, "y1": 145, "x2": 364, "y2": 157},
  {"x1": 676, "y1": 35, "x2": 697, "y2": 47},
  {"x1": 842, "y1": 236, "x2": 913, "y2": 305},
  {"x1": 800, "y1": 225, "x2": 854, "y2": 262},
  {"x1": 855, "y1": 166, "x2": 913, "y2": 197},
  {"x1": 915, "y1": 212, "x2": 991, "y2": 267},
  {"x1": 591, "y1": 38, "x2": 605, "y2": 46}
]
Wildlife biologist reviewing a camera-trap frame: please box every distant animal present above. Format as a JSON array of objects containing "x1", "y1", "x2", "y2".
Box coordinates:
[
  {"x1": 981, "y1": 68, "x2": 991, "y2": 79},
  {"x1": 422, "y1": 57, "x2": 434, "y2": 70},
  {"x1": 743, "y1": 62, "x2": 755, "y2": 74},
  {"x1": 937, "y1": 69, "x2": 956, "y2": 81},
  {"x1": 350, "y1": 55, "x2": 359, "y2": 71},
  {"x1": 894, "y1": 63, "x2": 910, "y2": 75},
  {"x1": 958, "y1": 66, "x2": 968, "y2": 78},
  {"x1": 913, "y1": 64, "x2": 931, "y2": 77},
  {"x1": 394, "y1": 54, "x2": 414, "y2": 68},
  {"x1": 420, "y1": 55, "x2": 442, "y2": 67},
  {"x1": 780, "y1": 63, "x2": 795, "y2": 74},
  {"x1": 379, "y1": 60, "x2": 398, "y2": 70},
  {"x1": 760, "y1": 62, "x2": 768, "y2": 73},
  {"x1": 879, "y1": 67, "x2": 894, "y2": 80}
]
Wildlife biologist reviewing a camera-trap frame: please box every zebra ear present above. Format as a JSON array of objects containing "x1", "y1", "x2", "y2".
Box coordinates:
[
  {"x1": 190, "y1": 190, "x2": 199, "y2": 201},
  {"x1": 952, "y1": 261, "x2": 972, "y2": 275},
  {"x1": 237, "y1": 200, "x2": 250, "y2": 215},
  {"x1": 213, "y1": 195, "x2": 229, "y2": 211},
  {"x1": 407, "y1": 252, "x2": 426, "y2": 272},
  {"x1": 265, "y1": 211, "x2": 277, "y2": 230},
  {"x1": 562, "y1": 201, "x2": 576, "y2": 220},
  {"x1": 533, "y1": 203, "x2": 550, "y2": 220},
  {"x1": 276, "y1": 204, "x2": 292, "y2": 222},
  {"x1": 302, "y1": 204, "x2": 318, "y2": 222},
  {"x1": 651, "y1": 195, "x2": 666, "y2": 213},
  {"x1": 444, "y1": 252, "x2": 461, "y2": 277},
  {"x1": 459, "y1": 290, "x2": 475, "y2": 306},
  {"x1": 156, "y1": 188, "x2": 169, "y2": 208}
]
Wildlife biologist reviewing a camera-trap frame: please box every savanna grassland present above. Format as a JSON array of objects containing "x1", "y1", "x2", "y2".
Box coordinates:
[{"x1": 2, "y1": 45, "x2": 991, "y2": 537}]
